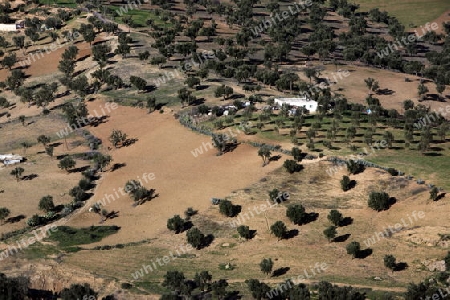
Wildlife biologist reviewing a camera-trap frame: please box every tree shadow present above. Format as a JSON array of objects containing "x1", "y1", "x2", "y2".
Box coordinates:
[
  {"x1": 395, "y1": 262, "x2": 408, "y2": 271},
  {"x1": 333, "y1": 233, "x2": 351, "y2": 243},
  {"x1": 5, "y1": 214, "x2": 26, "y2": 224},
  {"x1": 196, "y1": 84, "x2": 209, "y2": 91},
  {"x1": 339, "y1": 217, "x2": 353, "y2": 227},
  {"x1": 285, "y1": 229, "x2": 299, "y2": 239},
  {"x1": 123, "y1": 138, "x2": 138, "y2": 147},
  {"x1": 376, "y1": 88, "x2": 395, "y2": 95},
  {"x1": 48, "y1": 142, "x2": 62, "y2": 148},
  {"x1": 224, "y1": 290, "x2": 242, "y2": 300},
  {"x1": 230, "y1": 205, "x2": 242, "y2": 217},
  {"x1": 56, "y1": 154, "x2": 68, "y2": 160},
  {"x1": 272, "y1": 267, "x2": 290, "y2": 277},
  {"x1": 388, "y1": 197, "x2": 397, "y2": 209},
  {"x1": 28, "y1": 289, "x2": 55, "y2": 299},
  {"x1": 356, "y1": 248, "x2": 372, "y2": 259},
  {"x1": 348, "y1": 180, "x2": 356, "y2": 190},
  {"x1": 269, "y1": 155, "x2": 282, "y2": 162},
  {"x1": 106, "y1": 210, "x2": 119, "y2": 220},
  {"x1": 200, "y1": 234, "x2": 214, "y2": 249},
  {"x1": 22, "y1": 173, "x2": 38, "y2": 181},
  {"x1": 302, "y1": 212, "x2": 319, "y2": 225},
  {"x1": 111, "y1": 162, "x2": 126, "y2": 172},
  {"x1": 70, "y1": 165, "x2": 90, "y2": 173},
  {"x1": 423, "y1": 152, "x2": 443, "y2": 157},
  {"x1": 223, "y1": 141, "x2": 239, "y2": 154},
  {"x1": 53, "y1": 204, "x2": 65, "y2": 213},
  {"x1": 183, "y1": 220, "x2": 194, "y2": 232},
  {"x1": 248, "y1": 230, "x2": 257, "y2": 240},
  {"x1": 435, "y1": 193, "x2": 446, "y2": 201}
]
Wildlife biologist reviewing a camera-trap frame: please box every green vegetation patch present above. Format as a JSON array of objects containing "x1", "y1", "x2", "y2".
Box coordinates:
[
  {"x1": 46, "y1": 225, "x2": 120, "y2": 247},
  {"x1": 354, "y1": 0, "x2": 448, "y2": 26}
]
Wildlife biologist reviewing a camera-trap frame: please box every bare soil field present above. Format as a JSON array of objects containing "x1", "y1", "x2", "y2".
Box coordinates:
[{"x1": 62, "y1": 97, "x2": 284, "y2": 246}]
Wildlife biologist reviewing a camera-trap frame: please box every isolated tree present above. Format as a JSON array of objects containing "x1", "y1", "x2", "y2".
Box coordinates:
[
  {"x1": 237, "y1": 225, "x2": 252, "y2": 240},
  {"x1": 178, "y1": 87, "x2": 196, "y2": 107},
  {"x1": 323, "y1": 226, "x2": 337, "y2": 242},
  {"x1": 259, "y1": 258, "x2": 274, "y2": 276},
  {"x1": 286, "y1": 204, "x2": 307, "y2": 225},
  {"x1": 185, "y1": 76, "x2": 201, "y2": 89},
  {"x1": 130, "y1": 75, "x2": 147, "y2": 93},
  {"x1": 430, "y1": 186, "x2": 439, "y2": 201},
  {"x1": 109, "y1": 129, "x2": 128, "y2": 148},
  {"x1": 146, "y1": 96, "x2": 157, "y2": 113},
  {"x1": 70, "y1": 186, "x2": 87, "y2": 202},
  {"x1": 346, "y1": 160, "x2": 364, "y2": 175},
  {"x1": 194, "y1": 271, "x2": 212, "y2": 292},
  {"x1": 0, "y1": 97, "x2": 10, "y2": 108},
  {"x1": 364, "y1": 77, "x2": 374, "y2": 94},
  {"x1": 304, "y1": 68, "x2": 317, "y2": 83},
  {"x1": 124, "y1": 180, "x2": 154, "y2": 205},
  {"x1": 403, "y1": 99, "x2": 414, "y2": 111},
  {"x1": 93, "y1": 153, "x2": 112, "y2": 172},
  {"x1": 283, "y1": 159, "x2": 302, "y2": 173},
  {"x1": 258, "y1": 146, "x2": 271, "y2": 166},
  {"x1": 38, "y1": 195, "x2": 55, "y2": 212},
  {"x1": 58, "y1": 59, "x2": 76, "y2": 78},
  {"x1": 384, "y1": 254, "x2": 397, "y2": 273},
  {"x1": 13, "y1": 35, "x2": 25, "y2": 54},
  {"x1": 6, "y1": 69, "x2": 25, "y2": 91},
  {"x1": 291, "y1": 147, "x2": 302, "y2": 161},
  {"x1": 1, "y1": 53, "x2": 17, "y2": 70},
  {"x1": 58, "y1": 156, "x2": 76, "y2": 173},
  {"x1": 246, "y1": 279, "x2": 271, "y2": 300},
  {"x1": 211, "y1": 133, "x2": 228, "y2": 155},
  {"x1": 186, "y1": 227, "x2": 205, "y2": 249},
  {"x1": 219, "y1": 199, "x2": 237, "y2": 217},
  {"x1": 167, "y1": 215, "x2": 185, "y2": 233},
  {"x1": 346, "y1": 241, "x2": 360, "y2": 259},
  {"x1": 0, "y1": 207, "x2": 11, "y2": 224},
  {"x1": 45, "y1": 146, "x2": 54, "y2": 157},
  {"x1": 383, "y1": 131, "x2": 394, "y2": 148},
  {"x1": 418, "y1": 83, "x2": 429, "y2": 101},
  {"x1": 92, "y1": 43, "x2": 111, "y2": 65},
  {"x1": 81, "y1": 26, "x2": 95, "y2": 45},
  {"x1": 10, "y1": 167, "x2": 24, "y2": 181},
  {"x1": 340, "y1": 175, "x2": 351, "y2": 191},
  {"x1": 214, "y1": 85, "x2": 233, "y2": 100},
  {"x1": 18, "y1": 115, "x2": 25, "y2": 126},
  {"x1": 270, "y1": 220, "x2": 287, "y2": 240},
  {"x1": 346, "y1": 126, "x2": 356, "y2": 144},
  {"x1": 436, "y1": 83, "x2": 445, "y2": 100},
  {"x1": 328, "y1": 209, "x2": 343, "y2": 226},
  {"x1": 368, "y1": 191, "x2": 390, "y2": 211},
  {"x1": 211, "y1": 279, "x2": 228, "y2": 299},
  {"x1": 162, "y1": 270, "x2": 185, "y2": 292},
  {"x1": 37, "y1": 135, "x2": 51, "y2": 146}
]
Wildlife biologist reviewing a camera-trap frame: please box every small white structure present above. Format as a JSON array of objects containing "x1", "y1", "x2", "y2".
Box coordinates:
[
  {"x1": 274, "y1": 97, "x2": 318, "y2": 113},
  {"x1": 0, "y1": 154, "x2": 24, "y2": 166},
  {"x1": 0, "y1": 24, "x2": 18, "y2": 32}
]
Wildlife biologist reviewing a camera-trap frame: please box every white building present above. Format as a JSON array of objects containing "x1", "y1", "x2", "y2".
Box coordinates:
[
  {"x1": 0, "y1": 24, "x2": 18, "y2": 31},
  {"x1": 274, "y1": 97, "x2": 318, "y2": 113},
  {"x1": 0, "y1": 154, "x2": 24, "y2": 165}
]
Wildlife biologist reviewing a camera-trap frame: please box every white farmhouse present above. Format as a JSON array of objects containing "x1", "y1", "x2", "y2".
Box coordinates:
[
  {"x1": 0, "y1": 24, "x2": 18, "y2": 31},
  {"x1": 0, "y1": 21, "x2": 24, "y2": 32},
  {"x1": 274, "y1": 97, "x2": 318, "y2": 113}
]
